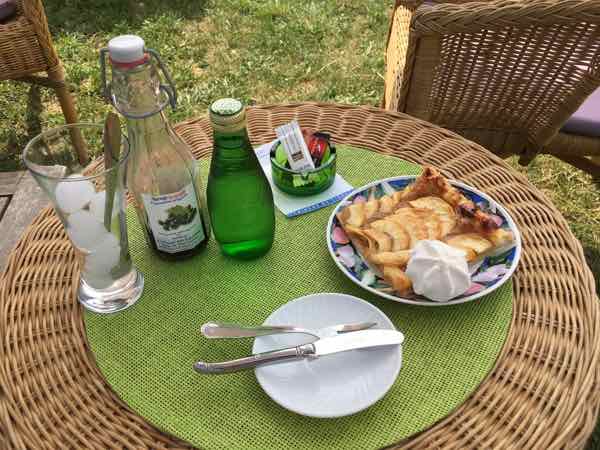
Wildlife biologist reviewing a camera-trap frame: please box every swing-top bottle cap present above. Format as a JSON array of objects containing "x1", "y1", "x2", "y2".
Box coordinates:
[
  {"x1": 108, "y1": 35, "x2": 146, "y2": 65},
  {"x1": 209, "y1": 98, "x2": 246, "y2": 132}
]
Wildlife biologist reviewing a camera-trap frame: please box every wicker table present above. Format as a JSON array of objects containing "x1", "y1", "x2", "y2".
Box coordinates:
[{"x1": 1, "y1": 103, "x2": 598, "y2": 449}]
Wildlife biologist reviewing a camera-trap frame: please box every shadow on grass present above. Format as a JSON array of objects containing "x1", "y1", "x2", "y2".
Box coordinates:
[
  {"x1": 582, "y1": 242, "x2": 599, "y2": 450},
  {"x1": 0, "y1": 85, "x2": 42, "y2": 171},
  {"x1": 583, "y1": 244, "x2": 600, "y2": 294},
  {"x1": 43, "y1": 0, "x2": 208, "y2": 35}
]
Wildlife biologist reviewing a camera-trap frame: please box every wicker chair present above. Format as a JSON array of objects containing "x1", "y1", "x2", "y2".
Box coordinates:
[
  {"x1": 383, "y1": 0, "x2": 600, "y2": 178},
  {"x1": 0, "y1": 0, "x2": 86, "y2": 162}
]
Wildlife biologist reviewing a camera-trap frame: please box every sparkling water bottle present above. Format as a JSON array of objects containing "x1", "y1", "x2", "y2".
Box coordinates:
[
  {"x1": 207, "y1": 99, "x2": 275, "y2": 259},
  {"x1": 102, "y1": 35, "x2": 210, "y2": 260}
]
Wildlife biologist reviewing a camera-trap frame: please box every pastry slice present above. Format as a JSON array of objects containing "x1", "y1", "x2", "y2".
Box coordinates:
[
  {"x1": 343, "y1": 225, "x2": 377, "y2": 256},
  {"x1": 367, "y1": 250, "x2": 411, "y2": 267},
  {"x1": 362, "y1": 229, "x2": 392, "y2": 253},
  {"x1": 444, "y1": 233, "x2": 492, "y2": 262},
  {"x1": 378, "y1": 195, "x2": 396, "y2": 215},
  {"x1": 338, "y1": 202, "x2": 366, "y2": 227},
  {"x1": 383, "y1": 266, "x2": 412, "y2": 296},
  {"x1": 370, "y1": 219, "x2": 411, "y2": 251},
  {"x1": 409, "y1": 196, "x2": 456, "y2": 237},
  {"x1": 389, "y1": 209, "x2": 429, "y2": 246},
  {"x1": 417, "y1": 209, "x2": 443, "y2": 240},
  {"x1": 364, "y1": 198, "x2": 380, "y2": 220},
  {"x1": 486, "y1": 228, "x2": 515, "y2": 247},
  {"x1": 403, "y1": 167, "x2": 503, "y2": 232}
]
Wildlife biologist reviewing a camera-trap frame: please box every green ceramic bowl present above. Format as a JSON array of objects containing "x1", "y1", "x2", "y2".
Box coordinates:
[{"x1": 270, "y1": 141, "x2": 337, "y2": 196}]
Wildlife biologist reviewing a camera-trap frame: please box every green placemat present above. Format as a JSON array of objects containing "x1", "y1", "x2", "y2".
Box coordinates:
[{"x1": 84, "y1": 146, "x2": 513, "y2": 450}]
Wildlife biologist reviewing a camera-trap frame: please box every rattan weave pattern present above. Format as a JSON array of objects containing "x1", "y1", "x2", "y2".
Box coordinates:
[
  {"x1": 0, "y1": 0, "x2": 60, "y2": 80},
  {"x1": 1, "y1": 103, "x2": 598, "y2": 449},
  {"x1": 0, "y1": 0, "x2": 81, "y2": 144},
  {"x1": 0, "y1": 16, "x2": 47, "y2": 79},
  {"x1": 383, "y1": 0, "x2": 600, "y2": 177}
]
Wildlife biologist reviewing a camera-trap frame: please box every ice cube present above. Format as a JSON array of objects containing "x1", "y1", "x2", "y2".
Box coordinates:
[
  {"x1": 89, "y1": 191, "x2": 122, "y2": 223},
  {"x1": 89, "y1": 191, "x2": 106, "y2": 221},
  {"x1": 55, "y1": 175, "x2": 95, "y2": 213},
  {"x1": 82, "y1": 242, "x2": 121, "y2": 289},
  {"x1": 67, "y1": 210, "x2": 107, "y2": 250},
  {"x1": 85, "y1": 243, "x2": 121, "y2": 272},
  {"x1": 82, "y1": 269, "x2": 114, "y2": 289},
  {"x1": 89, "y1": 232, "x2": 120, "y2": 251}
]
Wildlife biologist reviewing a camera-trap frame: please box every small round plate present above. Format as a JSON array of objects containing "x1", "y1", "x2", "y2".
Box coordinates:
[
  {"x1": 327, "y1": 176, "x2": 522, "y2": 306},
  {"x1": 253, "y1": 293, "x2": 402, "y2": 418}
]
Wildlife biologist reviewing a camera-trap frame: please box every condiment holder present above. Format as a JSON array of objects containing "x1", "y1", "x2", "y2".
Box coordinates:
[{"x1": 269, "y1": 139, "x2": 337, "y2": 196}]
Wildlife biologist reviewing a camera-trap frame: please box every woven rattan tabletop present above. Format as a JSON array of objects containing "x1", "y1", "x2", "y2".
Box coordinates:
[{"x1": 1, "y1": 103, "x2": 599, "y2": 449}]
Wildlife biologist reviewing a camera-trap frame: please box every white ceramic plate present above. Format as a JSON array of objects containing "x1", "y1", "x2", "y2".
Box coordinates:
[
  {"x1": 253, "y1": 293, "x2": 402, "y2": 418},
  {"x1": 327, "y1": 176, "x2": 522, "y2": 306}
]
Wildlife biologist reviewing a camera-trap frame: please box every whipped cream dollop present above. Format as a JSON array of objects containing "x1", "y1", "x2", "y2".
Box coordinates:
[{"x1": 406, "y1": 240, "x2": 471, "y2": 302}]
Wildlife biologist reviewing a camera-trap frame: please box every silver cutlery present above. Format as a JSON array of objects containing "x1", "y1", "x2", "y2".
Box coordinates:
[
  {"x1": 194, "y1": 329, "x2": 404, "y2": 374},
  {"x1": 200, "y1": 321, "x2": 377, "y2": 340}
]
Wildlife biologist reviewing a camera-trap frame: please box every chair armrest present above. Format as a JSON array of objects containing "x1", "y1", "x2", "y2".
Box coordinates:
[{"x1": 410, "y1": 0, "x2": 600, "y2": 42}]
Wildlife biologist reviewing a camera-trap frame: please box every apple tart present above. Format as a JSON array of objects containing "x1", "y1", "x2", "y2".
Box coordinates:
[{"x1": 336, "y1": 167, "x2": 514, "y2": 297}]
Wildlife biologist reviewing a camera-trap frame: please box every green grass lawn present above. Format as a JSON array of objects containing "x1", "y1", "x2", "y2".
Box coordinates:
[{"x1": 0, "y1": 0, "x2": 598, "y2": 445}]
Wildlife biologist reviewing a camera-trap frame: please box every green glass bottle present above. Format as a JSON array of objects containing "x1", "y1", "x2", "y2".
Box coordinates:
[{"x1": 207, "y1": 99, "x2": 275, "y2": 259}]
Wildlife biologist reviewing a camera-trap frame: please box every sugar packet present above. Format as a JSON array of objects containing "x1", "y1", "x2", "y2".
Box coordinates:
[{"x1": 275, "y1": 121, "x2": 315, "y2": 172}]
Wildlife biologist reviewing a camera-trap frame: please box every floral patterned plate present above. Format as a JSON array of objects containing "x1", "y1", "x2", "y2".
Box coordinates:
[{"x1": 326, "y1": 176, "x2": 522, "y2": 306}]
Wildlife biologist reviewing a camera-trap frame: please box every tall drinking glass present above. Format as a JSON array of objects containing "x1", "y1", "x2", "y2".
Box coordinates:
[{"x1": 23, "y1": 123, "x2": 144, "y2": 313}]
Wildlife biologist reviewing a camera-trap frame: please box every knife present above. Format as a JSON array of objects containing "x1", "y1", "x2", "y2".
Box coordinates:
[{"x1": 193, "y1": 329, "x2": 404, "y2": 374}]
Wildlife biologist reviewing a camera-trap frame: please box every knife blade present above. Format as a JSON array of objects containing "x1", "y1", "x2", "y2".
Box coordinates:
[
  {"x1": 193, "y1": 329, "x2": 404, "y2": 374},
  {"x1": 312, "y1": 329, "x2": 404, "y2": 355}
]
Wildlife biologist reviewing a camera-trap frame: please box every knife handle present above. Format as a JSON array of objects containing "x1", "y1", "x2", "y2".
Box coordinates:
[{"x1": 194, "y1": 343, "x2": 316, "y2": 374}]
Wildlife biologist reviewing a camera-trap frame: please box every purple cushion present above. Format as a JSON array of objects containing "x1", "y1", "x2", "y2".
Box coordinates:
[
  {"x1": 562, "y1": 87, "x2": 600, "y2": 137},
  {"x1": 0, "y1": 0, "x2": 15, "y2": 21}
]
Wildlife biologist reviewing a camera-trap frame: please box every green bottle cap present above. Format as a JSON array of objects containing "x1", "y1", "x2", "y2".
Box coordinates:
[{"x1": 209, "y1": 98, "x2": 246, "y2": 132}]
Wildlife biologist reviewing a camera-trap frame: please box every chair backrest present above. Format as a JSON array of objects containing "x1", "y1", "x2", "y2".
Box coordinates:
[{"x1": 385, "y1": 0, "x2": 600, "y2": 157}]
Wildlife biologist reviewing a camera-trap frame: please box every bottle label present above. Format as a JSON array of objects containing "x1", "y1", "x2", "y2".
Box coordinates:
[{"x1": 142, "y1": 183, "x2": 205, "y2": 253}]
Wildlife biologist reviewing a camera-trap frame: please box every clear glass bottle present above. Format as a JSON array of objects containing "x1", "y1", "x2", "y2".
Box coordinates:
[
  {"x1": 105, "y1": 35, "x2": 209, "y2": 260},
  {"x1": 207, "y1": 98, "x2": 275, "y2": 259}
]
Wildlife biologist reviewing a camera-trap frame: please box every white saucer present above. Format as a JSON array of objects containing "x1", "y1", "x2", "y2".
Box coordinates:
[{"x1": 253, "y1": 293, "x2": 402, "y2": 418}]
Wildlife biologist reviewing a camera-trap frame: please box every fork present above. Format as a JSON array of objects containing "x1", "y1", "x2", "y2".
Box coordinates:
[{"x1": 200, "y1": 321, "x2": 377, "y2": 340}]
